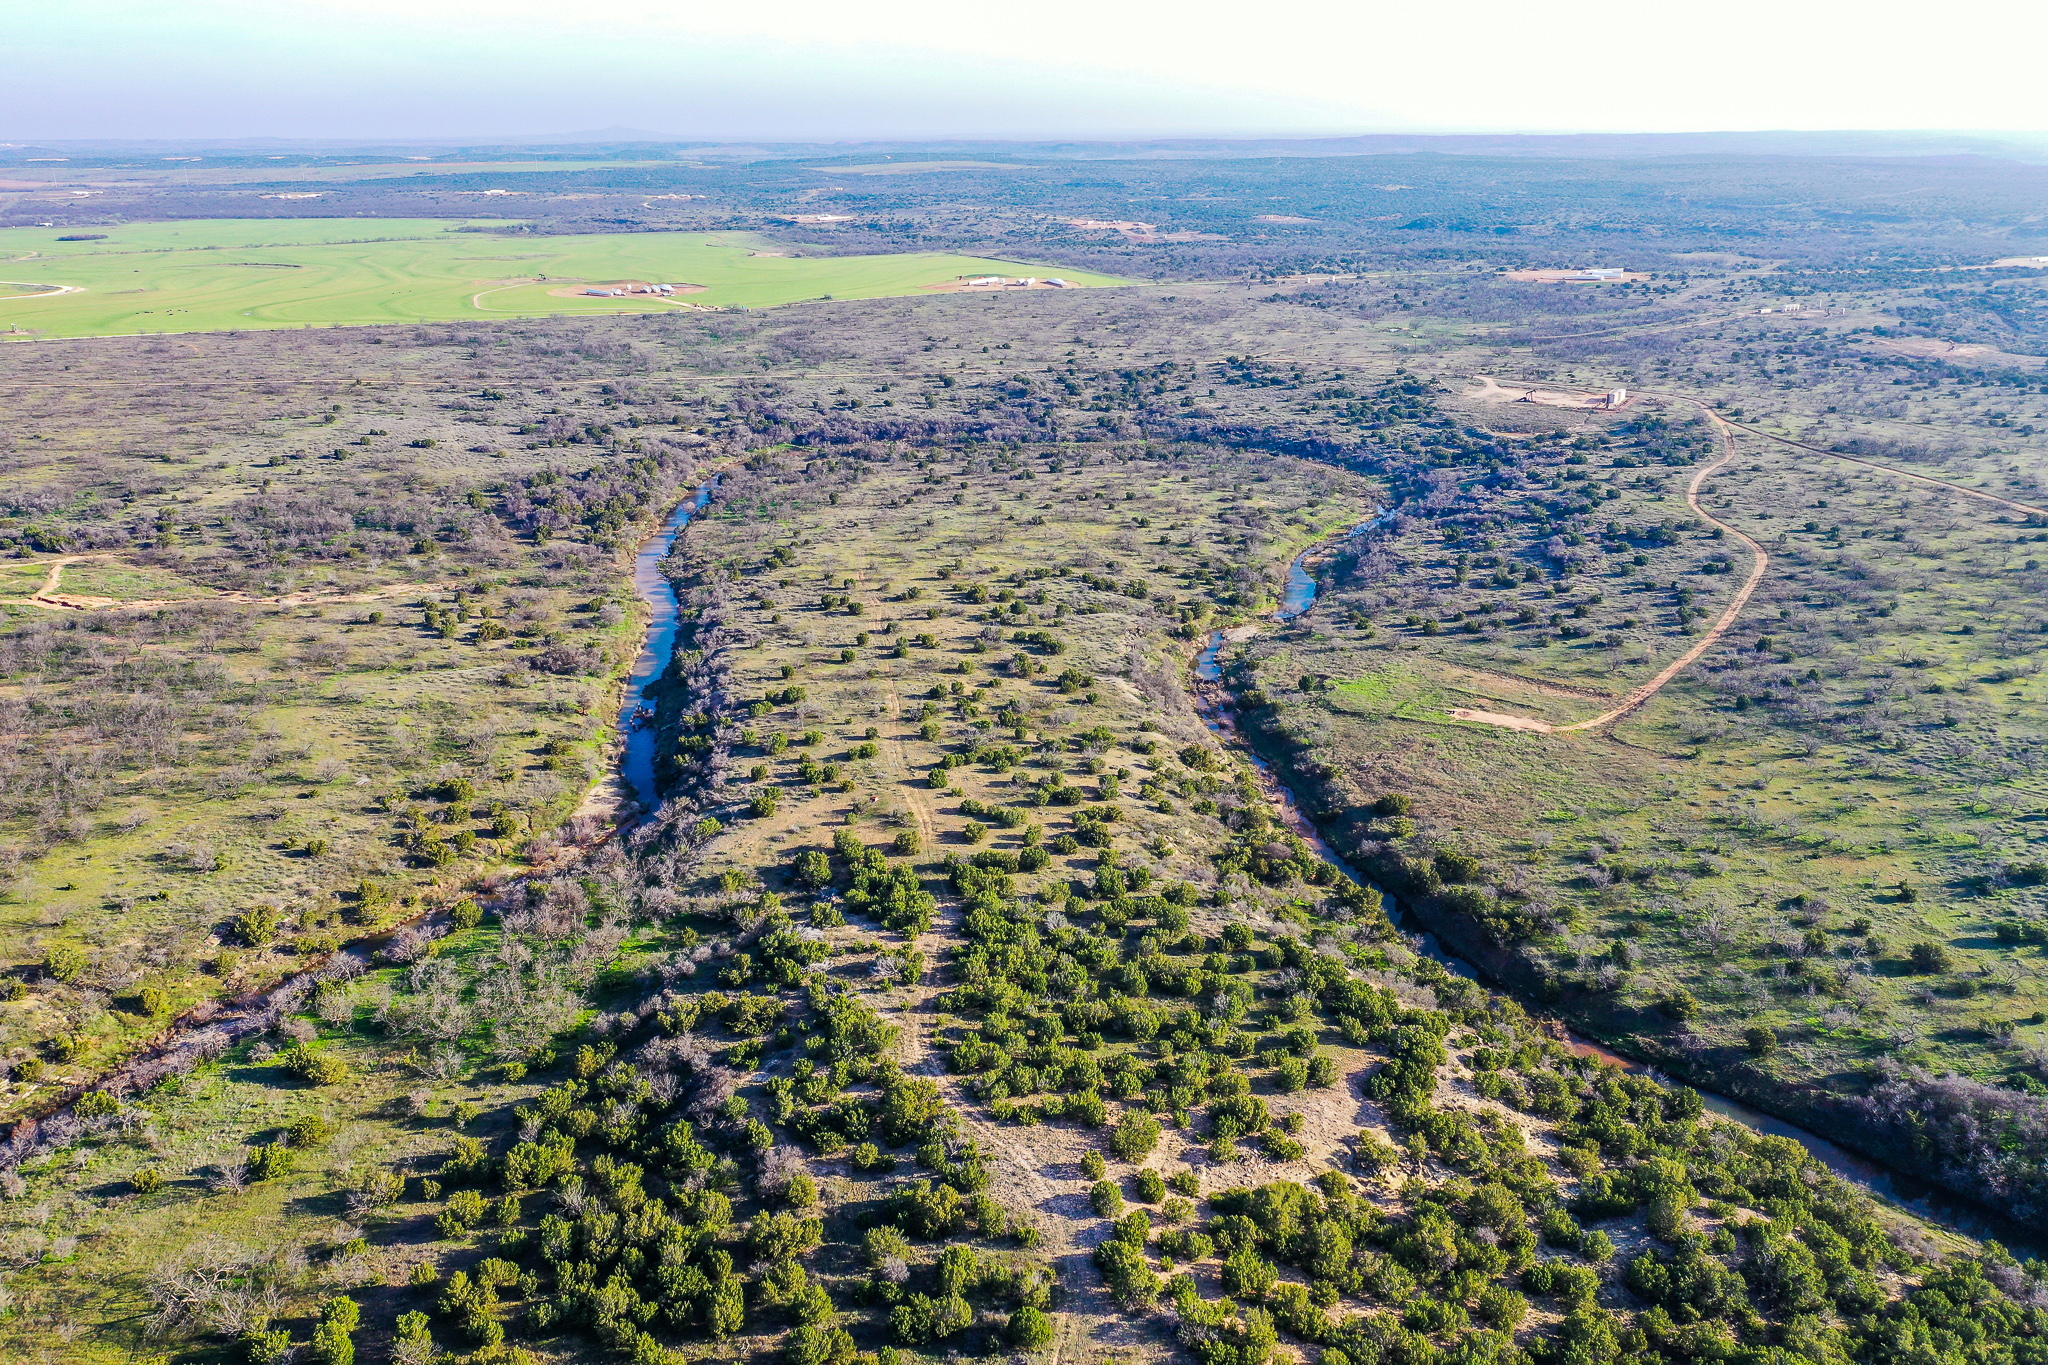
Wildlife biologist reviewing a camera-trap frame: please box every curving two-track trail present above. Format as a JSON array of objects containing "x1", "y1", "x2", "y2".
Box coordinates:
[
  {"x1": 1449, "y1": 401, "x2": 1767, "y2": 734},
  {"x1": 0, "y1": 553, "x2": 443, "y2": 614},
  {"x1": 1449, "y1": 387, "x2": 2048, "y2": 737}
]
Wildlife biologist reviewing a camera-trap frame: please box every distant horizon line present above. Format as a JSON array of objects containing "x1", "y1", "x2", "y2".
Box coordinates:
[{"x1": 6, "y1": 127, "x2": 2048, "y2": 155}]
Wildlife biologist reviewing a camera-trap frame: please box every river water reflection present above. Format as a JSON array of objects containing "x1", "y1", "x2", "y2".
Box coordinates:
[{"x1": 618, "y1": 480, "x2": 716, "y2": 813}]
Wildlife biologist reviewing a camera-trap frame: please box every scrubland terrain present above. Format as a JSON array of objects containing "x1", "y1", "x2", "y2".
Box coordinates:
[
  {"x1": 1222, "y1": 257, "x2": 2048, "y2": 1233},
  {"x1": 3, "y1": 151, "x2": 2048, "y2": 1364},
  {"x1": 0, "y1": 323, "x2": 753, "y2": 1113},
  {"x1": 1234, "y1": 372, "x2": 2048, "y2": 1212}
]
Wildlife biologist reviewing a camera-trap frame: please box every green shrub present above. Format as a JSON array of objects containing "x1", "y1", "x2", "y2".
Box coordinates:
[
  {"x1": 1477, "y1": 1284, "x2": 1527, "y2": 1329},
  {"x1": 1222, "y1": 1245, "x2": 1277, "y2": 1300},
  {"x1": 232, "y1": 906, "x2": 282, "y2": 948},
  {"x1": 445, "y1": 1134, "x2": 491, "y2": 1178},
  {"x1": 1646, "y1": 1191, "x2": 1692, "y2": 1241},
  {"x1": 278, "y1": 1041, "x2": 351, "y2": 1085},
  {"x1": 1908, "y1": 941, "x2": 1952, "y2": 973},
  {"x1": 788, "y1": 1324, "x2": 857, "y2": 1365},
  {"x1": 1109, "y1": 1110, "x2": 1162, "y2": 1163},
  {"x1": 394, "y1": 1312, "x2": 435, "y2": 1360},
  {"x1": 851, "y1": 1142, "x2": 895, "y2": 1173},
  {"x1": 287, "y1": 1114, "x2": 336, "y2": 1148},
  {"x1": 1093, "y1": 1238, "x2": 1161, "y2": 1305},
  {"x1": 1008, "y1": 1305, "x2": 1055, "y2": 1348},
  {"x1": 1262, "y1": 1131, "x2": 1305, "y2": 1161},
  {"x1": 1538, "y1": 1206, "x2": 1580, "y2": 1247},
  {"x1": 437, "y1": 1188, "x2": 487, "y2": 1238},
  {"x1": 310, "y1": 1296, "x2": 359, "y2": 1365},
  {"x1": 243, "y1": 1328, "x2": 295, "y2": 1365},
  {"x1": 43, "y1": 943, "x2": 88, "y2": 983},
  {"x1": 476, "y1": 1257, "x2": 522, "y2": 1289},
  {"x1": 793, "y1": 849, "x2": 832, "y2": 889},
  {"x1": 1660, "y1": 989, "x2": 1701, "y2": 1020},
  {"x1": 503, "y1": 1135, "x2": 575, "y2": 1190},
  {"x1": 248, "y1": 1143, "x2": 296, "y2": 1181}
]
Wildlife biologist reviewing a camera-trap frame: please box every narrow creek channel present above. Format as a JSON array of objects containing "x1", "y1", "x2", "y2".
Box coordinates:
[
  {"x1": 617, "y1": 479, "x2": 717, "y2": 813},
  {"x1": 0, "y1": 482, "x2": 729, "y2": 1162},
  {"x1": 1194, "y1": 532, "x2": 2043, "y2": 1253}
]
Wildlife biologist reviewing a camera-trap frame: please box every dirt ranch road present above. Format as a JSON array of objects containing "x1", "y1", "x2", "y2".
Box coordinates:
[
  {"x1": 1450, "y1": 401, "x2": 1767, "y2": 734},
  {"x1": 1450, "y1": 383, "x2": 2048, "y2": 736},
  {"x1": 1719, "y1": 416, "x2": 2048, "y2": 521},
  {"x1": 0, "y1": 553, "x2": 443, "y2": 613}
]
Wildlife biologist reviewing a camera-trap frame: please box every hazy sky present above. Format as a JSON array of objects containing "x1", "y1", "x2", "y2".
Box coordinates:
[{"x1": 12, "y1": 0, "x2": 2048, "y2": 142}]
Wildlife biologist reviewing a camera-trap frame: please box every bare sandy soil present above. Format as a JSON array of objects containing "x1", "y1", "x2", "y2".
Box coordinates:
[
  {"x1": 1504, "y1": 268, "x2": 1654, "y2": 283},
  {"x1": 1462, "y1": 375, "x2": 1632, "y2": 411},
  {"x1": 1060, "y1": 218, "x2": 1226, "y2": 243},
  {"x1": 1443, "y1": 707, "x2": 1561, "y2": 733},
  {"x1": 0, "y1": 282, "x2": 83, "y2": 302},
  {"x1": 1874, "y1": 337, "x2": 1998, "y2": 359},
  {"x1": 1868, "y1": 337, "x2": 2044, "y2": 369}
]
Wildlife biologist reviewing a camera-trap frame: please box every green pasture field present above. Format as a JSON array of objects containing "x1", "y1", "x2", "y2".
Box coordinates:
[{"x1": 0, "y1": 220, "x2": 1128, "y2": 339}]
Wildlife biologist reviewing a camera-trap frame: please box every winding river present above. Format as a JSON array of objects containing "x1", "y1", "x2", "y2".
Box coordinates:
[
  {"x1": 1191, "y1": 532, "x2": 2041, "y2": 1253},
  {"x1": 607, "y1": 493, "x2": 2034, "y2": 1249}
]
